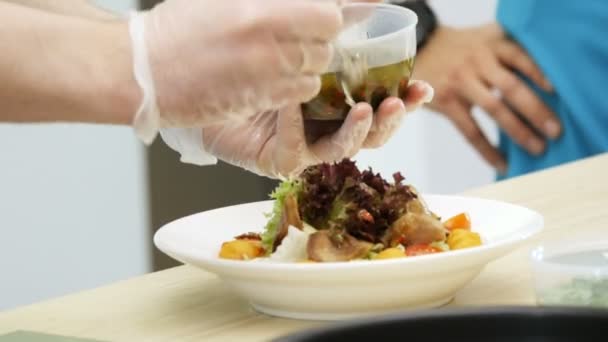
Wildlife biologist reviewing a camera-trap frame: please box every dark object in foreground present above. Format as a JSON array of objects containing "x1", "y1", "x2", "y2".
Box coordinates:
[{"x1": 274, "y1": 306, "x2": 608, "y2": 342}]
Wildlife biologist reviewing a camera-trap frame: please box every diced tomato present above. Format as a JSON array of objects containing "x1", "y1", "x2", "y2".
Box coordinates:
[
  {"x1": 444, "y1": 212, "x2": 471, "y2": 231},
  {"x1": 390, "y1": 235, "x2": 406, "y2": 247},
  {"x1": 406, "y1": 244, "x2": 442, "y2": 257},
  {"x1": 357, "y1": 209, "x2": 375, "y2": 223}
]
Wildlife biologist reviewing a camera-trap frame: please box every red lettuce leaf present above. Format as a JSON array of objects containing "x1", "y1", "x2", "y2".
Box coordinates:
[{"x1": 297, "y1": 159, "x2": 417, "y2": 243}]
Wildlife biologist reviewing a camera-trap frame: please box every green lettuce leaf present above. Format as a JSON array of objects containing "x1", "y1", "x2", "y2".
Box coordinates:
[{"x1": 260, "y1": 179, "x2": 303, "y2": 254}]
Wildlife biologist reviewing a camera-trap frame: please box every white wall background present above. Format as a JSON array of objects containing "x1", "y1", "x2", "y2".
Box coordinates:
[
  {"x1": 0, "y1": 0, "x2": 499, "y2": 311},
  {"x1": 0, "y1": 0, "x2": 147, "y2": 311},
  {"x1": 356, "y1": 0, "x2": 499, "y2": 194}
]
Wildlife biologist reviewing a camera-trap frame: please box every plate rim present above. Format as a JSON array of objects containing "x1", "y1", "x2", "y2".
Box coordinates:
[{"x1": 153, "y1": 194, "x2": 544, "y2": 271}]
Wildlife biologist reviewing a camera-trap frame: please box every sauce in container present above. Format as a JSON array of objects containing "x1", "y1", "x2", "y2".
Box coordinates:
[{"x1": 302, "y1": 3, "x2": 418, "y2": 143}]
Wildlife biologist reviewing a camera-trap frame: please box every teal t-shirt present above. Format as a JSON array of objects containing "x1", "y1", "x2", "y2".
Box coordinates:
[{"x1": 496, "y1": 0, "x2": 608, "y2": 179}]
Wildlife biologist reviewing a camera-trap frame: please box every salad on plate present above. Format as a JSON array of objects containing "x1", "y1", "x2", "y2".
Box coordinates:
[{"x1": 219, "y1": 159, "x2": 482, "y2": 262}]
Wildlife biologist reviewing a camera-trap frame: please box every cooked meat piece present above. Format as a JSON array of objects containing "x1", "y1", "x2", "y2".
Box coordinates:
[
  {"x1": 273, "y1": 193, "x2": 303, "y2": 251},
  {"x1": 234, "y1": 232, "x2": 262, "y2": 241},
  {"x1": 307, "y1": 230, "x2": 372, "y2": 262},
  {"x1": 406, "y1": 198, "x2": 427, "y2": 214},
  {"x1": 385, "y1": 212, "x2": 448, "y2": 246}
]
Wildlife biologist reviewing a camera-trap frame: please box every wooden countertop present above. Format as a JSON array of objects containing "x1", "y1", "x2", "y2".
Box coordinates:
[{"x1": 1, "y1": 154, "x2": 607, "y2": 341}]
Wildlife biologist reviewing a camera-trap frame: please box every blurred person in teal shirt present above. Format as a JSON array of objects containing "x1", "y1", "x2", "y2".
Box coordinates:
[
  {"x1": 396, "y1": 0, "x2": 608, "y2": 179},
  {"x1": 495, "y1": 1, "x2": 608, "y2": 179}
]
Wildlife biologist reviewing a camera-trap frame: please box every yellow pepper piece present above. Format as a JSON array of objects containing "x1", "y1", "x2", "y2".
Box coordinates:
[
  {"x1": 374, "y1": 247, "x2": 406, "y2": 260},
  {"x1": 447, "y1": 229, "x2": 482, "y2": 250},
  {"x1": 219, "y1": 239, "x2": 264, "y2": 260}
]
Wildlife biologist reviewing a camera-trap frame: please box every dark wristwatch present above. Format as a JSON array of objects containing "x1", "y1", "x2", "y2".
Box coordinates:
[{"x1": 390, "y1": 0, "x2": 438, "y2": 50}]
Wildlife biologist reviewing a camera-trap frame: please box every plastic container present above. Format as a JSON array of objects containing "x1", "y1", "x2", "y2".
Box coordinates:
[
  {"x1": 302, "y1": 3, "x2": 417, "y2": 142},
  {"x1": 530, "y1": 237, "x2": 608, "y2": 308}
]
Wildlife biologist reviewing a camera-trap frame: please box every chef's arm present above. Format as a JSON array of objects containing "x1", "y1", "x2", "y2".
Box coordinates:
[
  {"x1": 0, "y1": 1, "x2": 139, "y2": 124},
  {"x1": 1, "y1": 0, "x2": 118, "y2": 19}
]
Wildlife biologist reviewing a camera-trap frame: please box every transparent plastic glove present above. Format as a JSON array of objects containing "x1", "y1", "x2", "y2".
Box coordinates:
[
  {"x1": 204, "y1": 104, "x2": 372, "y2": 178},
  {"x1": 362, "y1": 80, "x2": 434, "y2": 148},
  {"x1": 128, "y1": 0, "x2": 343, "y2": 144},
  {"x1": 160, "y1": 80, "x2": 434, "y2": 177}
]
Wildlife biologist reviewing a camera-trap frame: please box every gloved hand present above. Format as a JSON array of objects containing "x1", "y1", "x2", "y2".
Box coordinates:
[
  {"x1": 128, "y1": 0, "x2": 343, "y2": 144},
  {"x1": 161, "y1": 80, "x2": 434, "y2": 178}
]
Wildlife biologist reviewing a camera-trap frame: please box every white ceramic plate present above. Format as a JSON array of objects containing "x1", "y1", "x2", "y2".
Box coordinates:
[{"x1": 154, "y1": 194, "x2": 543, "y2": 321}]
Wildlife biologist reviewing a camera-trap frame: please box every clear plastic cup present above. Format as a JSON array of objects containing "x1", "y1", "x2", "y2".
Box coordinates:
[
  {"x1": 302, "y1": 3, "x2": 417, "y2": 142},
  {"x1": 530, "y1": 236, "x2": 608, "y2": 308}
]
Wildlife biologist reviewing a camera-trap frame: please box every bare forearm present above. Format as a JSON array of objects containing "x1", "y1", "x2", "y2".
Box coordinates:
[
  {"x1": 0, "y1": 2, "x2": 139, "y2": 124},
  {"x1": 2, "y1": 0, "x2": 118, "y2": 20}
]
